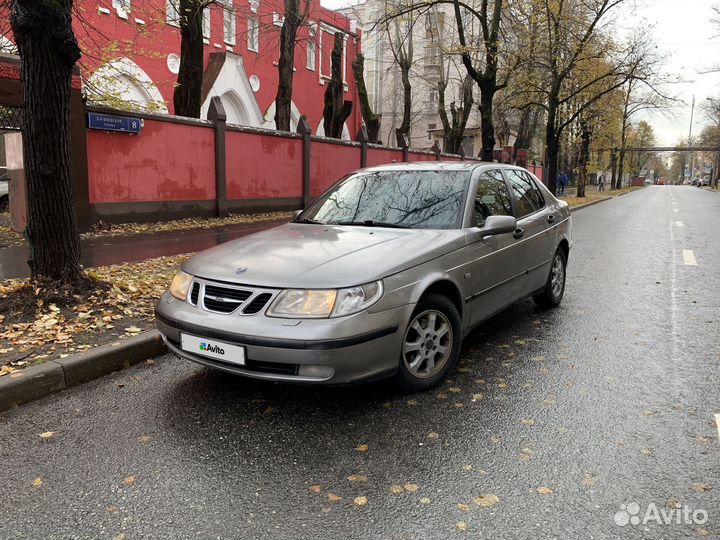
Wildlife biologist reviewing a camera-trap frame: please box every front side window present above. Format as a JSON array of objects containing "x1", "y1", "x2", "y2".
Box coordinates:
[
  {"x1": 474, "y1": 170, "x2": 513, "y2": 227},
  {"x1": 506, "y1": 169, "x2": 543, "y2": 218},
  {"x1": 301, "y1": 171, "x2": 471, "y2": 229}
]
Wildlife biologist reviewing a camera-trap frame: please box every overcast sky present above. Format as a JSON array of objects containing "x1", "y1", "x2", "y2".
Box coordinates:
[{"x1": 322, "y1": 0, "x2": 720, "y2": 146}]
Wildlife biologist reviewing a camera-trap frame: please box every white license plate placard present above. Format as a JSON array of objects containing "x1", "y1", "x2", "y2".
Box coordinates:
[{"x1": 180, "y1": 333, "x2": 245, "y2": 366}]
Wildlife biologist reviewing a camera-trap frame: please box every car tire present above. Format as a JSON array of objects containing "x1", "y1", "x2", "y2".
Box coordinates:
[
  {"x1": 395, "y1": 293, "x2": 462, "y2": 392},
  {"x1": 0, "y1": 196, "x2": 8, "y2": 213},
  {"x1": 533, "y1": 248, "x2": 567, "y2": 309}
]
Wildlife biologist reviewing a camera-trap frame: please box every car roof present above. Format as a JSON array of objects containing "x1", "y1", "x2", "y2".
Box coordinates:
[{"x1": 359, "y1": 161, "x2": 526, "y2": 173}]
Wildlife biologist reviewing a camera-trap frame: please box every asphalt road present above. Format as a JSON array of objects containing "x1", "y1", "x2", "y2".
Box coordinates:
[{"x1": 1, "y1": 186, "x2": 718, "y2": 540}]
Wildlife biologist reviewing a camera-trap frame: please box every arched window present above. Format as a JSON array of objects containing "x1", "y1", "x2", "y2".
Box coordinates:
[{"x1": 86, "y1": 58, "x2": 168, "y2": 113}]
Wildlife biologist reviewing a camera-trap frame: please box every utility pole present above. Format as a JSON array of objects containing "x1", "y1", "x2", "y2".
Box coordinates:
[{"x1": 688, "y1": 95, "x2": 695, "y2": 181}]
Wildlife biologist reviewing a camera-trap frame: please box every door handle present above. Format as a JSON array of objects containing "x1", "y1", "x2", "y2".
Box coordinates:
[
  {"x1": 513, "y1": 227, "x2": 524, "y2": 239},
  {"x1": 547, "y1": 214, "x2": 555, "y2": 223}
]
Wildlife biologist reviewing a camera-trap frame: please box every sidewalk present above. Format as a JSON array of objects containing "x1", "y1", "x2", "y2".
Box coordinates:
[{"x1": 0, "y1": 219, "x2": 286, "y2": 280}]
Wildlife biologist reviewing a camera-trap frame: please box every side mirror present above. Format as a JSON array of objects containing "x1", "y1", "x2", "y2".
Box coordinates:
[
  {"x1": 479, "y1": 215, "x2": 517, "y2": 238},
  {"x1": 292, "y1": 209, "x2": 303, "y2": 221}
]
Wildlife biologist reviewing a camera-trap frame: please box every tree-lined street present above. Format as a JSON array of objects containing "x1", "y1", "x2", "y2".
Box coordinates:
[{"x1": 1, "y1": 186, "x2": 717, "y2": 539}]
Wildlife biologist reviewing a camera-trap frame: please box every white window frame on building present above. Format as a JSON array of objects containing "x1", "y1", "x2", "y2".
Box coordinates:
[
  {"x1": 166, "y1": 0, "x2": 180, "y2": 27},
  {"x1": 318, "y1": 23, "x2": 347, "y2": 90},
  {"x1": 223, "y1": 0, "x2": 236, "y2": 46},
  {"x1": 247, "y1": 17, "x2": 259, "y2": 52},
  {"x1": 203, "y1": 6, "x2": 211, "y2": 41},
  {"x1": 307, "y1": 23, "x2": 317, "y2": 71},
  {"x1": 112, "y1": 0, "x2": 130, "y2": 18}
]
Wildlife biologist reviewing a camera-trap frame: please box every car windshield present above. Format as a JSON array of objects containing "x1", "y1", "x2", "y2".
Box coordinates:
[{"x1": 299, "y1": 170, "x2": 470, "y2": 229}]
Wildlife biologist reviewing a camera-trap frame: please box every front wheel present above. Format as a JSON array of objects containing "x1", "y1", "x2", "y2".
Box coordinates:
[
  {"x1": 395, "y1": 294, "x2": 462, "y2": 392},
  {"x1": 533, "y1": 249, "x2": 566, "y2": 309}
]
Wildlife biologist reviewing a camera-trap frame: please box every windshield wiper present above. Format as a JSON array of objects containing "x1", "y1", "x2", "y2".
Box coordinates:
[
  {"x1": 295, "y1": 217, "x2": 324, "y2": 224},
  {"x1": 337, "y1": 220, "x2": 411, "y2": 229}
]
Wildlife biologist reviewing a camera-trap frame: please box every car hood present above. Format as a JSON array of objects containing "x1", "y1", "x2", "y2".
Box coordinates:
[{"x1": 183, "y1": 223, "x2": 465, "y2": 288}]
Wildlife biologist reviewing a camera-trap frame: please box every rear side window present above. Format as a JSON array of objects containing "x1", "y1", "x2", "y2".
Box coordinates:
[
  {"x1": 506, "y1": 169, "x2": 545, "y2": 218},
  {"x1": 474, "y1": 170, "x2": 513, "y2": 227}
]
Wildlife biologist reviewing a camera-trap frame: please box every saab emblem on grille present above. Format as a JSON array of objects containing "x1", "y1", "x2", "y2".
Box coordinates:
[{"x1": 236, "y1": 267, "x2": 248, "y2": 274}]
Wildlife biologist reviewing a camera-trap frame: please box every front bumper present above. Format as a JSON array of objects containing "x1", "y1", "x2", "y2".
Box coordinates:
[{"x1": 155, "y1": 292, "x2": 414, "y2": 384}]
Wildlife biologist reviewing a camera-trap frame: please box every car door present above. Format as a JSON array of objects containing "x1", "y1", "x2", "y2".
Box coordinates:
[
  {"x1": 504, "y1": 169, "x2": 557, "y2": 293},
  {"x1": 465, "y1": 169, "x2": 528, "y2": 326}
]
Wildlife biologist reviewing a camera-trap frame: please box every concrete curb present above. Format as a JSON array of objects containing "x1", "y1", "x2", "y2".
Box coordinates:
[
  {"x1": 569, "y1": 196, "x2": 613, "y2": 213},
  {"x1": 0, "y1": 330, "x2": 167, "y2": 412}
]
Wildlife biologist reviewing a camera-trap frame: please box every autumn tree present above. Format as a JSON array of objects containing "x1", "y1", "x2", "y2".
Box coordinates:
[
  {"x1": 352, "y1": 53, "x2": 381, "y2": 143},
  {"x1": 322, "y1": 32, "x2": 352, "y2": 138},
  {"x1": 526, "y1": 0, "x2": 633, "y2": 194},
  {"x1": 274, "y1": 0, "x2": 311, "y2": 131},
  {"x1": 9, "y1": 0, "x2": 85, "y2": 281}
]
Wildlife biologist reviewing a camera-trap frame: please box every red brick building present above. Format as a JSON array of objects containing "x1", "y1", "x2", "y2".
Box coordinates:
[{"x1": 1, "y1": 0, "x2": 362, "y2": 137}]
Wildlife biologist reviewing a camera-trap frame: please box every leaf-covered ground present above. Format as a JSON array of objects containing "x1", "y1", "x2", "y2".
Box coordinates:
[
  {"x1": 0, "y1": 254, "x2": 193, "y2": 376},
  {"x1": 560, "y1": 185, "x2": 643, "y2": 208},
  {"x1": 0, "y1": 211, "x2": 292, "y2": 248}
]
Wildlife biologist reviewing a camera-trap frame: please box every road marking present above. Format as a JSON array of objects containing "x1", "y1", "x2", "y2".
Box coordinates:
[
  {"x1": 676, "y1": 221, "x2": 684, "y2": 227},
  {"x1": 682, "y1": 249, "x2": 697, "y2": 266},
  {"x1": 715, "y1": 414, "x2": 720, "y2": 445}
]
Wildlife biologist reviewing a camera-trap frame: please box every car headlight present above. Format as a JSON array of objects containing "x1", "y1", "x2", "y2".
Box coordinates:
[
  {"x1": 267, "y1": 281, "x2": 383, "y2": 318},
  {"x1": 332, "y1": 281, "x2": 383, "y2": 317},
  {"x1": 169, "y1": 270, "x2": 193, "y2": 301}
]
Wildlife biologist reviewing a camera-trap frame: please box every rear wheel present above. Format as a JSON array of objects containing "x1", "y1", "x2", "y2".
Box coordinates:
[
  {"x1": 533, "y1": 249, "x2": 566, "y2": 309},
  {"x1": 395, "y1": 294, "x2": 461, "y2": 392}
]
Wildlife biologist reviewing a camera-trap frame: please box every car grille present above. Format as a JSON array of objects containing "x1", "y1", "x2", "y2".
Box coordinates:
[{"x1": 193, "y1": 280, "x2": 275, "y2": 315}]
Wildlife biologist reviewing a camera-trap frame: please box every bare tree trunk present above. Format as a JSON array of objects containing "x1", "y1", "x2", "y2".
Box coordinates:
[
  {"x1": 545, "y1": 96, "x2": 560, "y2": 195},
  {"x1": 577, "y1": 125, "x2": 591, "y2": 197},
  {"x1": 438, "y1": 75, "x2": 473, "y2": 154},
  {"x1": 322, "y1": 32, "x2": 352, "y2": 138},
  {"x1": 11, "y1": 0, "x2": 83, "y2": 281},
  {"x1": 395, "y1": 56, "x2": 411, "y2": 146},
  {"x1": 351, "y1": 53, "x2": 381, "y2": 143},
  {"x1": 274, "y1": 0, "x2": 303, "y2": 131},
  {"x1": 174, "y1": 0, "x2": 205, "y2": 118}
]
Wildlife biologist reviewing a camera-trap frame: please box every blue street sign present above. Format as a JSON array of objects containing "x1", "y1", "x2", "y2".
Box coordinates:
[{"x1": 87, "y1": 112, "x2": 142, "y2": 134}]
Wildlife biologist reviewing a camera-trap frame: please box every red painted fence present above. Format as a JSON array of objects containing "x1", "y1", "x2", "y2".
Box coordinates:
[{"x1": 84, "y1": 105, "x2": 541, "y2": 224}]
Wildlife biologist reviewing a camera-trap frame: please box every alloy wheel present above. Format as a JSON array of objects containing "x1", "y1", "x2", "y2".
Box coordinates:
[
  {"x1": 551, "y1": 254, "x2": 565, "y2": 298},
  {"x1": 402, "y1": 310, "x2": 453, "y2": 379}
]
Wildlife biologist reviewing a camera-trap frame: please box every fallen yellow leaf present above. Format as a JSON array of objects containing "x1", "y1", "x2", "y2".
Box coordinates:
[
  {"x1": 353, "y1": 496, "x2": 368, "y2": 506},
  {"x1": 456, "y1": 521, "x2": 467, "y2": 531},
  {"x1": 427, "y1": 432, "x2": 439, "y2": 440},
  {"x1": 39, "y1": 431, "x2": 54, "y2": 439},
  {"x1": 309, "y1": 485, "x2": 321, "y2": 493},
  {"x1": 457, "y1": 503, "x2": 470, "y2": 512},
  {"x1": 123, "y1": 475, "x2": 136, "y2": 486},
  {"x1": 32, "y1": 477, "x2": 43, "y2": 487},
  {"x1": 327, "y1": 493, "x2": 342, "y2": 502},
  {"x1": 419, "y1": 497, "x2": 431, "y2": 504},
  {"x1": 537, "y1": 486, "x2": 554, "y2": 495},
  {"x1": 404, "y1": 483, "x2": 419, "y2": 493},
  {"x1": 137, "y1": 435, "x2": 151, "y2": 443},
  {"x1": 347, "y1": 474, "x2": 368, "y2": 482},
  {"x1": 473, "y1": 494, "x2": 500, "y2": 507},
  {"x1": 390, "y1": 484, "x2": 404, "y2": 494}
]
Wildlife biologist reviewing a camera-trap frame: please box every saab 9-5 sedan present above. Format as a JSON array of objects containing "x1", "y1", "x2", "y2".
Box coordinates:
[{"x1": 155, "y1": 163, "x2": 572, "y2": 391}]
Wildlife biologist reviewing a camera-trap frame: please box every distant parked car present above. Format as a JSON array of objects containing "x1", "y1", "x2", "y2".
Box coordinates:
[
  {"x1": 156, "y1": 163, "x2": 572, "y2": 391},
  {"x1": 0, "y1": 171, "x2": 9, "y2": 213}
]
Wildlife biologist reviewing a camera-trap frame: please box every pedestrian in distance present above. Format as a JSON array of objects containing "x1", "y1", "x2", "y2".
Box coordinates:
[
  {"x1": 557, "y1": 171, "x2": 568, "y2": 195},
  {"x1": 598, "y1": 174, "x2": 605, "y2": 192}
]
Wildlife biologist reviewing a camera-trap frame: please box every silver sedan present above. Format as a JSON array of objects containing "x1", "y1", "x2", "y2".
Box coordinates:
[{"x1": 155, "y1": 163, "x2": 572, "y2": 391}]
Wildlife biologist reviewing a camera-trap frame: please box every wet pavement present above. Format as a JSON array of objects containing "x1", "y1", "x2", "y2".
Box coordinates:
[
  {"x1": 0, "y1": 220, "x2": 287, "y2": 280},
  {"x1": 0, "y1": 186, "x2": 718, "y2": 539}
]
